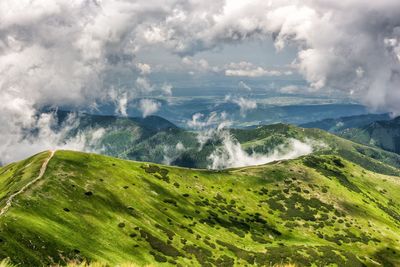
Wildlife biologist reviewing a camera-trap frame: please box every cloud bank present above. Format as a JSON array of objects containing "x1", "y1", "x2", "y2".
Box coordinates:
[{"x1": 2, "y1": 0, "x2": 400, "y2": 163}]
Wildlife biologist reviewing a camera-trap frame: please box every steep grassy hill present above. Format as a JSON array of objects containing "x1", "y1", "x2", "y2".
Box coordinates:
[{"x1": 0, "y1": 150, "x2": 399, "y2": 266}]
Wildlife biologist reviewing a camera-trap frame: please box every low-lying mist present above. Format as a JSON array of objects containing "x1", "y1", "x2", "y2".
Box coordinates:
[
  {"x1": 186, "y1": 112, "x2": 321, "y2": 170},
  {"x1": 0, "y1": 112, "x2": 105, "y2": 165},
  {"x1": 208, "y1": 131, "x2": 314, "y2": 169}
]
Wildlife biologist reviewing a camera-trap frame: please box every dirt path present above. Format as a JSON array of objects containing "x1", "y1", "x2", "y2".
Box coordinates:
[{"x1": 0, "y1": 150, "x2": 55, "y2": 217}]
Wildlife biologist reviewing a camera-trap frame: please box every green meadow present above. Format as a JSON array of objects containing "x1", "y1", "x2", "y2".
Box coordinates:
[{"x1": 0, "y1": 150, "x2": 399, "y2": 266}]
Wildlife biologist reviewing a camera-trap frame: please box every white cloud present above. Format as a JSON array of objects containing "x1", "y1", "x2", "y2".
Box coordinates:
[
  {"x1": 116, "y1": 93, "x2": 128, "y2": 117},
  {"x1": 0, "y1": 111, "x2": 105, "y2": 165},
  {"x1": 136, "y1": 0, "x2": 400, "y2": 114},
  {"x1": 2, "y1": 0, "x2": 400, "y2": 162},
  {"x1": 135, "y1": 77, "x2": 154, "y2": 92},
  {"x1": 208, "y1": 134, "x2": 314, "y2": 169},
  {"x1": 225, "y1": 61, "x2": 287, "y2": 77},
  {"x1": 108, "y1": 89, "x2": 129, "y2": 116},
  {"x1": 225, "y1": 95, "x2": 257, "y2": 115},
  {"x1": 0, "y1": 0, "x2": 167, "y2": 163},
  {"x1": 162, "y1": 141, "x2": 187, "y2": 165},
  {"x1": 136, "y1": 63, "x2": 152, "y2": 75},
  {"x1": 187, "y1": 112, "x2": 230, "y2": 129},
  {"x1": 279, "y1": 85, "x2": 301, "y2": 94},
  {"x1": 186, "y1": 112, "x2": 232, "y2": 149},
  {"x1": 161, "y1": 83, "x2": 173, "y2": 96},
  {"x1": 181, "y1": 57, "x2": 212, "y2": 74},
  {"x1": 186, "y1": 111, "x2": 320, "y2": 169},
  {"x1": 138, "y1": 99, "x2": 161, "y2": 118},
  {"x1": 176, "y1": 142, "x2": 186, "y2": 151}
]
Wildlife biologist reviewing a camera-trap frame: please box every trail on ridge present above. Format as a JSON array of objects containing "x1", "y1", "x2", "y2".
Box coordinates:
[{"x1": 0, "y1": 150, "x2": 55, "y2": 217}]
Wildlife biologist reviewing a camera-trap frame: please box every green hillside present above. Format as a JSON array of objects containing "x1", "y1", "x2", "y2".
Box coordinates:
[
  {"x1": 171, "y1": 123, "x2": 400, "y2": 175},
  {"x1": 230, "y1": 124, "x2": 400, "y2": 176},
  {"x1": 339, "y1": 117, "x2": 400, "y2": 155},
  {"x1": 59, "y1": 110, "x2": 400, "y2": 175},
  {"x1": 301, "y1": 114, "x2": 391, "y2": 133},
  {"x1": 0, "y1": 150, "x2": 399, "y2": 266},
  {"x1": 54, "y1": 110, "x2": 196, "y2": 162},
  {"x1": 301, "y1": 114, "x2": 400, "y2": 157},
  {"x1": 143, "y1": 124, "x2": 400, "y2": 176}
]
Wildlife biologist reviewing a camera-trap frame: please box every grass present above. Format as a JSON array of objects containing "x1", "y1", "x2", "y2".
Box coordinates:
[{"x1": 0, "y1": 150, "x2": 399, "y2": 266}]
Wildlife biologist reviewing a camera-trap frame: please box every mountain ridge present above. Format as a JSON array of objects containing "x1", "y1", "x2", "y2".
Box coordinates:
[
  {"x1": 0, "y1": 150, "x2": 399, "y2": 266},
  {"x1": 48, "y1": 111, "x2": 400, "y2": 175}
]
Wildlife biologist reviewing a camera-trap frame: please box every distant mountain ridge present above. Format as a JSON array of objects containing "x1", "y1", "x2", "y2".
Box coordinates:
[
  {"x1": 340, "y1": 116, "x2": 400, "y2": 154},
  {"x1": 302, "y1": 113, "x2": 400, "y2": 155},
  {"x1": 42, "y1": 111, "x2": 400, "y2": 176},
  {"x1": 301, "y1": 113, "x2": 391, "y2": 132},
  {"x1": 55, "y1": 110, "x2": 178, "y2": 132}
]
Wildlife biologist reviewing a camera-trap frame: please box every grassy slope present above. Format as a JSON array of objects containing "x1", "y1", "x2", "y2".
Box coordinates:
[
  {"x1": 232, "y1": 124, "x2": 400, "y2": 176},
  {"x1": 0, "y1": 152, "x2": 50, "y2": 205},
  {"x1": 0, "y1": 151, "x2": 399, "y2": 266}
]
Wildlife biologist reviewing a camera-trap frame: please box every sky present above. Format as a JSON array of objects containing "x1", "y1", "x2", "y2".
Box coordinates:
[
  {"x1": 135, "y1": 38, "x2": 297, "y2": 76},
  {"x1": 1, "y1": 0, "x2": 400, "y2": 163}
]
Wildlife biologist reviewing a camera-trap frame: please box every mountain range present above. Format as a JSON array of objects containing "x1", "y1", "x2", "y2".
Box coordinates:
[
  {"x1": 0, "y1": 112, "x2": 399, "y2": 266},
  {"x1": 54, "y1": 111, "x2": 400, "y2": 175}
]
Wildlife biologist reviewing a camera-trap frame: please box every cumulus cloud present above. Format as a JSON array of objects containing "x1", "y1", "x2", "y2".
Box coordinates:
[
  {"x1": 135, "y1": 77, "x2": 154, "y2": 93},
  {"x1": 138, "y1": 99, "x2": 161, "y2": 118},
  {"x1": 0, "y1": 0, "x2": 167, "y2": 163},
  {"x1": 181, "y1": 57, "x2": 218, "y2": 74},
  {"x1": 2, "y1": 0, "x2": 400, "y2": 163},
  {"x1": 136, "y1": 0, "x2": 400, "y2": 114}
]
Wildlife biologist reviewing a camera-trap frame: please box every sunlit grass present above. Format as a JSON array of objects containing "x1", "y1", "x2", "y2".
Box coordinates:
[{"x1": 0, "y1": 150, "x2": 399, "y2": 266}]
